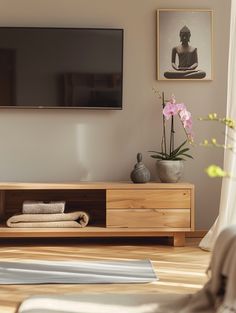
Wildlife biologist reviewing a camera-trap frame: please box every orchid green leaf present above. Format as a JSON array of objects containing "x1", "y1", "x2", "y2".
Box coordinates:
[
  {"x1": 181, "y1": 153, "x2": 194, "y2": 159},
  {"x1": 170, "y1": 140, "x2": 187, "y2": 156}
]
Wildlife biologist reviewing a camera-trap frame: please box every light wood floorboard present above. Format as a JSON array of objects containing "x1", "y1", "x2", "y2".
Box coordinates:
[{"x1": 0, "y1": 238, "x2": 210, "y2": 313}]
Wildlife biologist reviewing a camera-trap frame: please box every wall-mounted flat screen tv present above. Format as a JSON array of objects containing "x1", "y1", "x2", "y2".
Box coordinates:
[{"x1": 0, "y1": 27, "x2": 123, "y2": 109}]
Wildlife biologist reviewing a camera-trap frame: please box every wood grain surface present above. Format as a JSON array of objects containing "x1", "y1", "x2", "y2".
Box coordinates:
[
  {"x1": 107, "y1": 189, "x2": 191, "y2": 209},
  {"x1": 107, "y1": 209, "x2": 190, "y2": 228},
  {"x1": 0, "y1": 182, "x2": 194, "y2": 246},
  {"x1": 0, "y1": 237, "x2": 210, "y2": 313}
]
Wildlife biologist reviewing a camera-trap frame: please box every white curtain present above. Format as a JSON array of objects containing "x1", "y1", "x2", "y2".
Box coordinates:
[{"x1": 199, "y1": 0, "x2": 236, "y2": 251}]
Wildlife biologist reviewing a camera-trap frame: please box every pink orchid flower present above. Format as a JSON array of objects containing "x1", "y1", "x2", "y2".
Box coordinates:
[
  {"x1": 183, "y1": 118, "x2": 193, "y2": 131},
  {"x1": 187, "y1": 131, "x2": 194, "y2": 143},
  {"x1": 179, "y1": 109, "x2": 191, "y2": 122},
  {"x1": 170, "y1": 95, "x2": 176, "y2": 104},
  {"x1": 163, "y1": 102, "x2": 178, "y2": 120},
  {"x1": 180, "y1": 110, "x2": 193, "y2": 129},
  {"x1": 151, "y1": 91, "x2": 194, "y2": 162},
  {"x1": 176, "y1": 103, "x2": 186, "y2": 112}
]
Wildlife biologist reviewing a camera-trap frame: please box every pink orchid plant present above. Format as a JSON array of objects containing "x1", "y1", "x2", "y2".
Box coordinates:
[{"x1": 149, "y1": 91, "x2": 193, "y2": 160}]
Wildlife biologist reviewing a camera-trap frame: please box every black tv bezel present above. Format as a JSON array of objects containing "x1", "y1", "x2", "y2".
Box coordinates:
[{"x1": 0, "y1": 27, "x2": 124, "y2": 110}]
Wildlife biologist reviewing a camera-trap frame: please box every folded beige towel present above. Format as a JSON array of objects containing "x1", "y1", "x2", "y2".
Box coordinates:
[
  {"x1": 22, "y1": 201, "x2": 65, "y2": 214},
  {"x1": 6, "y1": 211, "x2": 89, "y2": 228}
]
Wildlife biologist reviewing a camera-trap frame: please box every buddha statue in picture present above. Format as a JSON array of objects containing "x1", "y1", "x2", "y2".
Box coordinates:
[{"x1": 164, "y1": 25, "x2": 206, "y2": 79}]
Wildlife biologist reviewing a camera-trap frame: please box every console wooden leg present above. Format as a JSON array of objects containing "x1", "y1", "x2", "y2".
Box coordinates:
[{"x1": 173, "y1": 232, "x2": 185, "y2": 247}]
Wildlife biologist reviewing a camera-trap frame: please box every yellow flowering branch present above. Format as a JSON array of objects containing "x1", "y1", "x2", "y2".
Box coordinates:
[
  {"x1": 200, "y1": 138, "x2": 234, "y2": 151},
  {"x1": 199, "y1": 113, "x2": 236, "y2": 178},
  {"x1": 199, "y1": 113, "x2": 236, "y2": 129},
  {"x1": 205, "y1": 165, "x2": 230, "y2": 178}
]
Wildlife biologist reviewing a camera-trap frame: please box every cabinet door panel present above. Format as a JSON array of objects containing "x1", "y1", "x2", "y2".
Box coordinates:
[
  {"x1": 107, "y1": 189, "x2": 190, "y2": 209},
  {"x1": 107, "y1": 208, "x2": 190, "y2": 228}
]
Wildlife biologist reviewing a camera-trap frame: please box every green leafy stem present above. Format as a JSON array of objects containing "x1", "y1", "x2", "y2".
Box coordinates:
[{"x1": 149, "y1": 140, "x2": 193, "y2": 161}]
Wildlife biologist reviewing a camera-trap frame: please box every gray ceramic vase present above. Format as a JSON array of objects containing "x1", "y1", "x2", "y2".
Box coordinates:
[
  {"x1": 130, "y1": 153, "x2": 150, "y2": 183},
  {"x1": 156, "y1": 160, "x2": 184, "y2": 183}
]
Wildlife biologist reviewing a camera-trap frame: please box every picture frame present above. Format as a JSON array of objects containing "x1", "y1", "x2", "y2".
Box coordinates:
[{"x1": 157, "y1": 9, "x2": 213, "y2": 81}]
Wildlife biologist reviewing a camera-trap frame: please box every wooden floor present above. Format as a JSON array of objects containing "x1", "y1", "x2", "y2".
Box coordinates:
[{"x1": 0, "y1": 237, "x2": 211, "y2": 313}]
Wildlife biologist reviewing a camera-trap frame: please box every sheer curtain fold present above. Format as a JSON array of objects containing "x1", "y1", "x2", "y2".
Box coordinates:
[{"x1": 199, "y1": 0, "x2": 236, "y2": 251}]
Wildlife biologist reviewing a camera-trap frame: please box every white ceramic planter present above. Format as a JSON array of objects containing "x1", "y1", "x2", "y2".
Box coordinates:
[{"x1": 156, "y1": 160, "x2": 184, "y2": 183}]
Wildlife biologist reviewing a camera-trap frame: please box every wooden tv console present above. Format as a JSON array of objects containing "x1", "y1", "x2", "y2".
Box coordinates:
[{"x1": 0, "y1": 182, "x2": 194, "y2": 246}]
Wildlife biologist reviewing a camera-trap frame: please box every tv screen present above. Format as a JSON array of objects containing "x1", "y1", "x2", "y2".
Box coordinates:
[{"x1": 0, "y1": 27, "x2": 123, "y2": 109}]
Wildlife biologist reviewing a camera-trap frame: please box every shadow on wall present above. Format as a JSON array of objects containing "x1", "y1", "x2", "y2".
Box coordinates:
[
  {"x1": 0, "y1": 110, "x2": 89, "y2": 182},
  {"x1": 74, "y1": 117, "x2": 134, "y2": 181},
  {"x1": 0, "y1": 109, "x2": 131, "y2": 182}
]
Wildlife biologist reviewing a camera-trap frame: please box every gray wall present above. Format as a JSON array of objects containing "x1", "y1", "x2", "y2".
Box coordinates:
[{"x1": 0, "y1": 0, "x2": 231, "y2": 229}]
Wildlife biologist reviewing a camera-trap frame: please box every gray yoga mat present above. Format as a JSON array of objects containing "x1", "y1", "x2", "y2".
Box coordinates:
[{"x1": 0, "y1": 259, "x2": 157, "y2": 284}]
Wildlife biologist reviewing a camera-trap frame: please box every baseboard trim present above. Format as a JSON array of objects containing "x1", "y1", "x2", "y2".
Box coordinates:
[{"x1": 186, "y1": 230, "x2": 207, "y2": 238}]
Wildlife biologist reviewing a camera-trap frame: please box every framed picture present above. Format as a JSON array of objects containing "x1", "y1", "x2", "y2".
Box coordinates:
[{"x1": 157, "y1": 9, "x2": 213, "y2": 81}]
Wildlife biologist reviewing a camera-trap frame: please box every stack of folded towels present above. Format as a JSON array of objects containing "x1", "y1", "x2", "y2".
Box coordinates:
[{"x1": 6, "y1": 201, "x2": 89, "y2": 228}]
